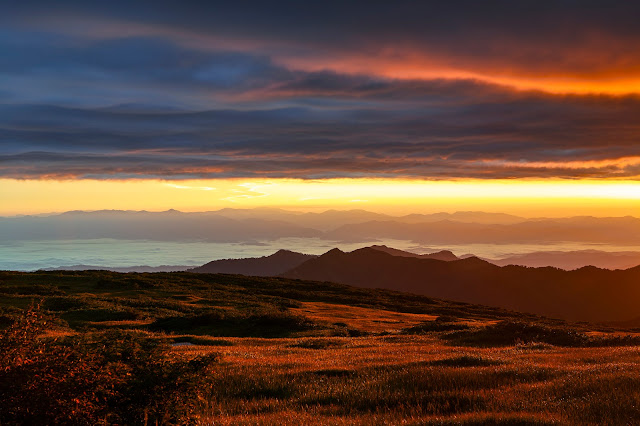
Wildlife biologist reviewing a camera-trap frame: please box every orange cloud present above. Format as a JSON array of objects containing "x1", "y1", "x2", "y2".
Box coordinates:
[{"x1": 278, "y1": 50, "x2": 640, "y2": 96}]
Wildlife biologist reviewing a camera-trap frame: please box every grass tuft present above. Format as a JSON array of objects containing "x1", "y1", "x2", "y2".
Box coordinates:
[{"x1": 429, "y1": 355, "x2": 502, "y2": 367}]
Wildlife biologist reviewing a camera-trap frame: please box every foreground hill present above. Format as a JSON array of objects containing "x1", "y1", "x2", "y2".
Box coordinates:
[
  {"x1": 188, "y1": 249, "x2": 316, "y2": 276},
  {"x1": 2, "y1": 269, "x2": 640, "y2": 424},
  {"x1": 283, "y1": 247, "x2": 640, "y2": 322}
]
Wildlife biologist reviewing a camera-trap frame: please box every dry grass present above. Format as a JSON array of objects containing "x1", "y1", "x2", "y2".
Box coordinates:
[
  {"x1": 165, "y1": 301, "x2": 640, "y2": 425},
  {"x1": 4, "y1": 270, "x2": 640, "y2": 424},
  {"x1": 187, "y1": 336, "x2": 640, "y2": 424},
  {"x1": 290, "y1": 301, "x2": 437, "y2": 333}
]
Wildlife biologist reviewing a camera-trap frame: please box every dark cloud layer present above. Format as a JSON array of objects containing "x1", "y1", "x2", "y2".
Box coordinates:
[
  {"x1": 1, "y1": 1, "x2": 640, "y2": 180},
  {"x1": 6, "y1": 1, "x2": 640, "y2": 78}
]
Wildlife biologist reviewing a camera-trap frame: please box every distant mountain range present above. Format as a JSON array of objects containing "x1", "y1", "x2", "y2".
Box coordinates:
[
  {"x1": 5, "y1": 208, "x2": 640, "y2": 271},
  {"x1": 43, "y1": 264, "x2": 194, "y2": 273},
  {"x1": 367, "y1": 245, "x2": 460, "y2": 261},
  {"x1": 0, "y1": 209, "x2": 321, "y2": 242},
  {"x1": 281, "y1": 247, "x2": 640, "y2": 323},
  {"x1": 45, "y1": 245, "x2": 640, "y2": 275},
  {"x1": 4, "y1": 208, "x2": 639, "y2": 246},
  {"x1": 488, "y1": 250, "x2": 640, "y2": 271},
  {"x1": 324, "y1": 216, "x2": 640, "y2": 245},
  {"x1": 186, "y1": 245, "x2": 460, "y2": 276}
]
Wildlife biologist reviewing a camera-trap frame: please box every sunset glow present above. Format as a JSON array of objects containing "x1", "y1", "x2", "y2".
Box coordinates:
[
  {"x1": 281, "y1": 56, "x2": 640, "y2": 96},
  {"x1": 3, "y1": 178, "x2": 639, "y2": 217}
]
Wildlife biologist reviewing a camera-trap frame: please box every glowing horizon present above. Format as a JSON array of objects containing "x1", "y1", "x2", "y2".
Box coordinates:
[{"x1": 2, "y1": 178, "x2": 639, "y2": 218}]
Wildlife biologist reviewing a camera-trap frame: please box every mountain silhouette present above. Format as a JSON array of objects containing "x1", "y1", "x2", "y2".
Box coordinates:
[
  {"x1": 188, "y1": 249, "x2": 316, "y2": 276},
  {"x1": 487, "y1": 250, "x2": 640, "y2": 270},
  {"x1": 282, "y1": 247, "x2": 640, "y2": 323},
  {"x1": 369, "y1": 245, "x2": 459, "y2": 261},
  {"x1": 44, "y1": 264, "x2": 193, "y2": 273}
]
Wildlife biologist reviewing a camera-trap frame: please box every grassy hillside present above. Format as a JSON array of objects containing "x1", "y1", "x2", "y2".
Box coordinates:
[{"x1": 1, "y1": 270, "x2": 640, "y2": 424}]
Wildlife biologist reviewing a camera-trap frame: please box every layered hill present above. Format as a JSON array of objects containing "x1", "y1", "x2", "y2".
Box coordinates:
[
  {"x1": 189, "y1": 246, "x2": 457, "y2": 278},
  {"x1": 369, "y1": 245, "x2": 459, "y2": 261},
  {"x1": 488, "y1": 250, "x2": 640, "y2": 270},
  {"x1": 282, "y1": 247, "x2": 640, "y2": 323},
  {"x1": 188, "y1": 249, "x2": 316, "y2": 276},
  {"x1": 325, "y1": 216, "x2": 640, "y2": 245},
  {"x1": 44, "y1": 264, "x2": 193, "y2": 273},
  {"x1": 0, "y1": 210, "x2": 321, "y2": 242}
]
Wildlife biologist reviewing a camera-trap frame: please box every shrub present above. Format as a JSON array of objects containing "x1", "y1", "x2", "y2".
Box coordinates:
[
  {"x1": 41, "y1": 296, "x2": 88, "y2": 311},
  {"x1": 149, "y1": 308, "x2": 318, "y2": 337},
  {"x1": 0, "y1": 305, "x2": 218, "y2": 425},
  {"x1": 0, "y1": 284, "x2": 64, "y2": 296},
  {"x1": 443, "y1": 320, "x2": 589, "y2": 347},
  {"x1": 429, "y1": 355, "x2": 502, "y2": 367},
  {"x1": 0, "y1": 305, "x2": 111, "y2": 424}
]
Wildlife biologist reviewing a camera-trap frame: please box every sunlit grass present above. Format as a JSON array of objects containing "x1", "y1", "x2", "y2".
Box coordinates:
[{"x1": 2, "y1": 270, "x2": 640, "y2": 424}]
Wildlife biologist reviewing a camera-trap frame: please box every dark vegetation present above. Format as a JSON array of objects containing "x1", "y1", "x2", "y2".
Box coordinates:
[
  {"x1": 149, "y1": 309, "x2": 317, "y2": 337},
  {"x1": 0, "y1": 306, "x2": 217, "y2": 425},
  {"x1": 428, "y1": 354, "x2": 502, "y2": 367},
  {"x1": 443, "y1": 320, "x2": 640, "y2": 348},
  {"x1": 1, "y1": 270, "x2": 640, "y2": 424}
]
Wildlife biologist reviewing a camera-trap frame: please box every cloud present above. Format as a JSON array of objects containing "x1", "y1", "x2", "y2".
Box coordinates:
[
  {"x1": 2, "y1": 83, "x2": 640, "y2": 180},
  {"x1": 0, "y1": 31, "x2": 296, "y2": 107},
  {"x1": 2, "y1": 2, "x2": 640, "y2": 180},
  {"x1": 6, "y1": 1, "x2": 640, "y2": 86},
  {"x1": 165, "y1": 183, "x2": 216, "y2": 191}
]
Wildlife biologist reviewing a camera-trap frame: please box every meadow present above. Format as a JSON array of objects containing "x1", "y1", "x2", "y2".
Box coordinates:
[{"x1": 1, "y1": 270, "x2": 640, "y2": 425}]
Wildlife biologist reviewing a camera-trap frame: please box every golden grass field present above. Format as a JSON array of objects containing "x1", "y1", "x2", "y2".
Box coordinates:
[
  {"x1": 2, "y1": 271, "x2": 640, "y2": 425},
  {"x1": 166, "y1": 302, "x2": 640, "y2": 425}
]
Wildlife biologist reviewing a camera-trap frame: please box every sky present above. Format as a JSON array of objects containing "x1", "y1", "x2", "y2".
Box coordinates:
[{"x1": 2, "y1": 1, "x2": 640, "y2": 216}]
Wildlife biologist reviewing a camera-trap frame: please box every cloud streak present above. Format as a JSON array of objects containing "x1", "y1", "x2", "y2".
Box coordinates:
[{"x1": 1, "y1": 2, "x2": 640, "y2": 180}]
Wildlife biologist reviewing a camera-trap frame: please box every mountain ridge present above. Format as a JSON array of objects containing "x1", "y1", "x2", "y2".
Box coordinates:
[
  {"x1": 188, "y1": 249, "x2": 316, "y2": 276},
  {"x1": 282, "y1": 247, "x2": 640, "y2": 323}
]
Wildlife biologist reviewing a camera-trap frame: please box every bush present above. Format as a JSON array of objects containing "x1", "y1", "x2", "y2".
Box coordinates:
[
  {"x1": 61, "y1": 308, "x2": 139, "y2": 328},
  {"x1": 0, "y1": 305, "x2": 110, "y2": 424},
  {"x1": 429, "y1": 355, "x2": 502, "y2": 367},
  {"x1": 443, "y1": 321, "x2": 589, "y2": 347},
  {"x1": 42, "y1": 296, "x2": 88, "y2": 311},
  {"x1": 0, "y1": 305, "x2": 218, "y2": 425},
  {"x1": 149, "y1": 308, "x2": 318, "y2": 337},
  {"x1": 0, "y1": 284, "x2": 64, "y2": 296}
]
